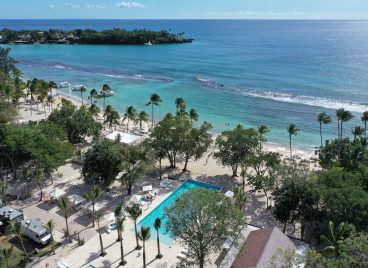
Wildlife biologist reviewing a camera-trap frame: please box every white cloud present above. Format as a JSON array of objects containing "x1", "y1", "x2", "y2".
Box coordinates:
[
  {"x1": 86, "y1": 3, "x2": 106, "y2": 9},
  {"x1": 49, "y1": 4, "x2": 56, "y2": 9},
  {"x1": 116, "y1": 1, "x2": 145, "y2": 9},
  {"x1": 64, "y1": 2, "x2": 80, "y2": 8}
]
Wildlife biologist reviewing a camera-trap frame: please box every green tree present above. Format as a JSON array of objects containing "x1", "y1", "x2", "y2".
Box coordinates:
[
  {"x1": 175, "y1": 97, "x2": 187, "y2": 116},
  {"x1": 79, "y1": 86, "x2": 86, "y2": 106},
  {"x1": 246, "y1": 152, "x2": 281, "y2": 208},
  {"x1": 119, "y1": 144, "x2": 152, "y2": 195},
  {"x1": 56, "y1": 196, "x2": 72, "y2": 242},
  {"x1": 89, "y1": 88, "x2": 98, "y2": 106},
  {"x1": 138, "y1": 226, "x2": 151, "y2": 268},
  {"x1": 0, "y1": 101, "x2": 17, "y2": 123},
  {"x1": 83, "y1": 185, "x2": 104, "y2": 227},
  {"x1": 123, "y1": 106, "x2": 137, "y2": 132},
  {"x1": 318, "y1": 112, "x2": 332, "y2": 147},
  {"x1": 105, "y1": 110, "x2": 120, "y2": 130},
  {"x1": 0, "y1": 246, "x2": 13, "y2": 268},
  {"x1": 179, "y1": 121, "x2": 212, "y2": 172},
  {"x1": 273, "y1": 162, "x2": 318, "y2": 233},
  {"x1": 88, "y1": 104, "x2": 101, "y2": 117},
  {"x1": 287, "y1": 123, "x2": 299, "y2": 159},
  {"x1": 233, "y1": 186, "x2": 247, "y2": 211},
  {"x1": 101, "y1": 84, "x2": 112, "y2": 110},
  {"x1": 126, "y1": 203, "x2": 142, "y2": 250},
  {"x1": 154, "y1": 218, "x2": 163, "y2": 259},
  {"x1": 146, "y1": 93, "x2": 162, "y2": 128},
  {"x1": 95, "y1": 211, "x2": 107, "y2": 257},
  {"x1": 352, "y1": 126, "x2": 364, "y2": 140},
  {"x1": 337, "y1": 108, "x2": 354, "y2": 138},
  {"x1": 46, "y1": 220, "x2": 56, "y2": 255},
  {"x1": 214, "y1": 125, "x2": 259, "y2": 177},
  {"x1": 258, "y1": 125, "x2": 269, "y2": 152},
  {"x1": 189, "y1": 108, "x2": 199, "y2": 125},
  {"x1": 10, "y1": 220, "x2": 28, "y2": 258},
  {"x1": 46, "y1": 95, "x2": 55, "y2": 112},
  {"x1": 338, "y1": 232, "x2": 368, "y2": 267},
  {"x1": 319, "y1": 221, "x2": 356, "y2": 257},
  {"x1": 362, "y1": 111, "x2": 368, "y2": 138},
  {"x1": 136, "y1": 111, "x2": 149, "y2": 130},
  {"x1": 166, "y1": 188, "x2": 244, "y2": 268},
  {"x1": 82, "y1": 139, "x2": 122, "y2": 187}
]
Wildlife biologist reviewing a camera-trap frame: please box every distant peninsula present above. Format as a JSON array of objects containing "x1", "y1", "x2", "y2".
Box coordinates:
[{"x1": 0, "y1": 28, "x2": 193, "y2": 45}]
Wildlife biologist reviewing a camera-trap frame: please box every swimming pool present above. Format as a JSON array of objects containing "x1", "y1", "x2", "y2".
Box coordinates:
[{"x1": 135, "y1": 179, "x2": 221, "y2": 245}]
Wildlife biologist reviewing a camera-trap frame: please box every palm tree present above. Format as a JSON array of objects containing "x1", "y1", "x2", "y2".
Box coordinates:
[
  {"x1": 336, "y1": 108, "x2": 344, "y2": 139},
  {"x1": 126, "y1": 203, "x2": 142, "y2": 250},
  {"x1": 189, "y1": 108, "x2": 199, "y2": 125},
  {"x1": 287, "y1": 123, "x2": 299, "y2": 159},
  {"x1": 361, "y1": 111, "x2": 368, "y2": 138},
  {"x1": 89, "y1": 104, "x2": 101, "y2": 118},
  {"x1": 234, "y1": 186, "x2": 248, "y2": 210},
  {"x1": 10, "y1": 220, "x2": 28, "y2": 258},
  {"x1": 317, "y1": 112, "x2": 332, "y2": 147},
  {"x1": 95, "y1": 211, "x2": 107, "y2": 256},
  {"x1": 104, "y1": 105, "x2": 113, "y2": 125},
  {"x1": 106, "y1": 110, "x2": 121, "y2": 130},
  {"x1": 352, "y1": 126, "x2": 364, "y2": 140},
  {"x1": 136, "y1": 111, "x2": 149, "y2": 130},
  {"x1": 56, "y1": 196, "x2": 72, "y2": 242},
  {"x1": 123, "y1": 106, "x2": 137, "y2": 132},
  {"x1": 90, "y1": 88, "x2": 98, "y2": 106},
  {"x1": 83, "y1": 185, "x2": 104, "y2": 227},
  {"x1": 114, "y1": 204, "x2": 127, "y2": 265},
  {"x1": 175, "y1": 97, "x2": 187, "y2": 116},
  {"x1": 154, "y1": 218, "x2": 163, "y2": 259},
  {"x1": 138, "y1": 226, "x2": 151, "y2": 268},
  {"x1": 258, "y1": 125, "x2": 269, "y2": 151},
  {"x1": 80, "y1": 86, "x2": 86, "y2": 106},
  {"x1": 47, "y1": 95, "x2": 55, "y2": 112},
  {"x1": 340, "y1": 110, "x2": 354, "y2": 138},
  {"x1": 101, "y1": 84, "x2": 111, "y2": 110},
  {"x1": 46, "y1": 220, "x2": 56, "y2": 255},
  {"x1": 146, "y1": 93, "x2": 162, "y2": 128},
  {"x1": 0, "y1": 246, "x2": 13, "y2": 268}
]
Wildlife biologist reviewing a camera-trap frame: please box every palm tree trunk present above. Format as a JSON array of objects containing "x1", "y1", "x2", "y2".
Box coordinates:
[
  {"x1": 151, "y1": 104, "x2": 154, "y2": 128},
  {"x1": 159, "y1": 158, "x2": 162, "y2": 180},
  {"x1": 119, "y1": 237, "x2": 126, "y2": 265},
  {"x1": 92, "y1": 203, "x2": 95, "y2": 227},
  {"x1": 337, "y1": 119, "x2": 340, "y2": 139},
  {"x1": 289, "y1": 135, "x2": 292, "y2": 159},
  {"x1": 19, "y1": 236, "x2": 29, "y2": 258},
  {"x1": 183, "y1": 155, "x2": 189, "y2": 172},
  {"x1": 340, "y1": 121, "x2": 343, "y2": 138},
  {"x1": 283, "y1": 222, "x2": 287, "y2": 233},
  {"x1": 143, "y1": 240, "x2": 146, "y2": 268},
  {"x1": 156, "y1": 229, "x2": 162, "y2": 258},
  {"x1": 65, "y1": 216, "x2": 71, "y2": 242},
  {"x1": 127, "y1": 118, "x2": 129, "y2": 132},
  {"x1": 50, "y1": 233, "x2": 55, "y2": 254},
  {"x1": 320, "y1": 122, "x2": 323, "y2": 147},
  {"x1": 134, "y1": 221, "x2": 140, "y2": 249},
  {"x1": 365, "y1": 122, "x2": 367, "y2": 139},
  {"x1": 81, "y1": 92, "x2": 83, "y2": 106}
]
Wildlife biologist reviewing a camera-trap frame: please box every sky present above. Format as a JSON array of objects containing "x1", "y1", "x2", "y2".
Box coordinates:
[{"x1": 1, "y1": 0, "x2": 368, "y2": 19}]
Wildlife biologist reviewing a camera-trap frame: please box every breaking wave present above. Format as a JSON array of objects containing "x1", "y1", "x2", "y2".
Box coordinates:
[{"x1": 193, "y1": 76, "x2": 368, "y2": 113}]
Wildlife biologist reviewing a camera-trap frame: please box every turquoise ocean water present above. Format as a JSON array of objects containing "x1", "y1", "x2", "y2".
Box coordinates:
[{"x1": 1, "y1": 20, "x2": 368, "y2": 148}]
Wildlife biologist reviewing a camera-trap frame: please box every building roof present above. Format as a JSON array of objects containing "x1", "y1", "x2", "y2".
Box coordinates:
[
  {"x1": 231, "y1": 227, "x2": 296, "y2": 268},
  {"x1": 22, "y1": 218, "x2": 48, "y2": 234},
  {"x1": 105, "y1": 131, "x2": 141, "y2": 144},
  {"x1": 0, "y1": 206, "x2": 23, "y2": 221}
]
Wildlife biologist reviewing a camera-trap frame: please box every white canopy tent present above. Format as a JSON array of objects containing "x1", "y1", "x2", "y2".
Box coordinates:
[
  {"x1": 67, "y1": 194, "x2": 85, "y2": 206},
  {"x1": 131, "y1": 194, "x2": 142, "y2": 204},
  {"x1": 105, "y1": 131, "x2": 141, "y2": 145},
  {"x1": 49, "y1": 188, "x2": 66, "y2": 199},
  {"x1": 80, "y1": 201, "x2": 103, "y2": 213},
  {"x1": 142, "y1": 185, "x2": 153, "y2": 192}
]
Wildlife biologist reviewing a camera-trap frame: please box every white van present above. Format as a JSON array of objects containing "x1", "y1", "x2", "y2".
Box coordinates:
[{"x1": 22, "y1": 218, "x2": 51, "y2": 245}]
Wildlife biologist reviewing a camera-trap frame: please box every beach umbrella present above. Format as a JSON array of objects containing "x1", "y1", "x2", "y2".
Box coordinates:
[{"x1": 225, "y1": 191, "x2": 235, "y2": 198}]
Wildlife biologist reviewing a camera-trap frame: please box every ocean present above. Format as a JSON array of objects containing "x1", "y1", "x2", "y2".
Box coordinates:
[{"x1": 1, "y1": 19, "x2": 368, "y2": 148}]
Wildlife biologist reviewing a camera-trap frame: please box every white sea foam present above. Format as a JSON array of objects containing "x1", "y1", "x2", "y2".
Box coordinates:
[
  {"x1": 54, "y1": 64, "x2": 67, "y2": 69},
  {"x1": 194, "y1": 76, "x2": 368, "y2": 113}
]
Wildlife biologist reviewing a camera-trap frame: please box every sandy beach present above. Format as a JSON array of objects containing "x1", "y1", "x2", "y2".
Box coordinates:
[{"x1": 11, "y1": 92, "x2": 319, "y2": 268}]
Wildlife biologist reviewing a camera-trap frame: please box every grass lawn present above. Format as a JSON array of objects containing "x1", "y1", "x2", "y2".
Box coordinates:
[{"x1": 0, "y1": 235, "x2": 61, "y2": 267}]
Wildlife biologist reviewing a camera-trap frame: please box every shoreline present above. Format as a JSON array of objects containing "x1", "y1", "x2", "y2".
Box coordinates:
[{"x1": 18, "y1": 89, "x2": 318, "y2": 160}]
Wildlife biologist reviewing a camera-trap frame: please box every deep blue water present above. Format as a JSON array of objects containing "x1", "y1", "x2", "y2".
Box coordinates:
[{"x1": 1, "y1": 19, "x2": 368, "y2": 148}]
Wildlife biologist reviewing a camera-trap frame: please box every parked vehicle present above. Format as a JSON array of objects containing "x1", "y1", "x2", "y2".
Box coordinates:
[{"x1": 22, "y1": 218, "x2": 51, "y2": 245}]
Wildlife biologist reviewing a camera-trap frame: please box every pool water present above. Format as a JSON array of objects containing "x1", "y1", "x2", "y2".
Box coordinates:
[{"x1": 134, "y1": 179, "x2": 221, "y2": 245}]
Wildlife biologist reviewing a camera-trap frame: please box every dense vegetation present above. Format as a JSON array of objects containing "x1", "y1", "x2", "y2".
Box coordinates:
[
  {"x1": 1, "y1": 47, "x2": 368, "y2": 266},
  {"x1": 0, "y1": 28, "x2": 193, "y2": 45}
]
